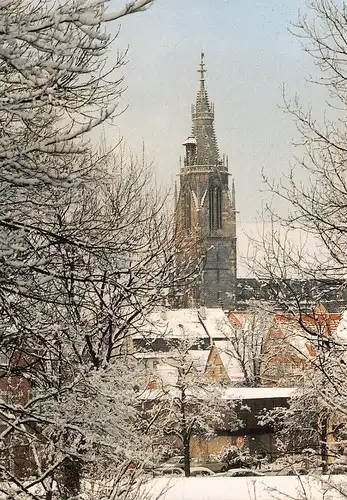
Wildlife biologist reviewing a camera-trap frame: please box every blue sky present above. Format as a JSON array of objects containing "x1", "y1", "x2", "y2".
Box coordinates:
[{"x1": 105, "y1": 0, "x2": 326, "y2": 272}]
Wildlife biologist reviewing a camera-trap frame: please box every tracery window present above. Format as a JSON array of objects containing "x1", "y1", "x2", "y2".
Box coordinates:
[{"x1": 209, "y1": 186, "x2": 222, "y2": 231}]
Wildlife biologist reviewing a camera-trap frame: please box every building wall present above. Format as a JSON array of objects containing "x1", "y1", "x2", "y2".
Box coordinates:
[
  {"x1": 190, "y1": 435, "x2": 233, "y2": 458},
  {"x1": 0, "y1": 357, "x2": 32, "y2": 478}
]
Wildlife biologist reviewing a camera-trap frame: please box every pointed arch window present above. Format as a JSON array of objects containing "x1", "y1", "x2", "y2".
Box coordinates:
[
  {"x1": 209, "y1": 186, "x2": 222, "y2": 231},
  {"x1": 184, "y1": 191, "x2": 191, "y2": 231}
]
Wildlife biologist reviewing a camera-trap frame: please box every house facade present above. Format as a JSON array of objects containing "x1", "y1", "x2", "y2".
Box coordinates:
[
  {"x1": 0, "y1": 352, "x2": 32, "y2": 477},
  {"x1": 133, "y1": 302, "x2": 344, "y2": 461}
]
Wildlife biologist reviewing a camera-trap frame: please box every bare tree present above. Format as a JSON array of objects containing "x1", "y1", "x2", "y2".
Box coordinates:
[
  {"x1": 0, "y1": 145, "x2": 199, "y2": 499},
  {"x1": 0, "y1": 1, "x2": 203, "y2": 497},
  {"x1": 218, "y1": 303, "x2": 306, "y2": 387},
  {"x1": 244, "y1": 2, "x2": 347, "y2": 476},
  {"x1": 0, "y1": 0, "x2": 153, "y2": 296},
  {"x1": 254, "y1": 0, "x2": 347, "y2": 295},
  {"x1": 219, "y1": 304, "x2": 276, "y2": 387},
  {"x1": 142, "y1": 338, "x2": 240, "y2": 478},
  {"x1": 259, "y1": 338, "x2": 347, "y2": 474}
]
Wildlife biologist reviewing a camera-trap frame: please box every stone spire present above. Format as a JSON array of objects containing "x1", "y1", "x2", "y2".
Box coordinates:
[
  {"x1": 191, "y1": 53, "x2": 220, "y2": 166},
  {"x1": 175, "y1": 53, "x2": 237, "y2": 310}
]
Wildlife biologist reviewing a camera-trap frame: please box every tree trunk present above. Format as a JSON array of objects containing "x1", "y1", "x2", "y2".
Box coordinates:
[
  {"x1": 180, "y1": 385, "x2": 191, "y2": 477},
  {"x1": 60, "y1": 458, "x2": 82, "y2": 500},
  {"x1": 183, "y1": 435, "x2": 191, "y2": 478},
  {"x1": 320, "y1": 416, "x2": 329, "y2": 474}
]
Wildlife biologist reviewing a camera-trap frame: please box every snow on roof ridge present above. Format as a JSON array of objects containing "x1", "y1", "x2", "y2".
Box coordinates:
[{"x1": 223, "y1": 387, "x2": 295, "y2": 400}]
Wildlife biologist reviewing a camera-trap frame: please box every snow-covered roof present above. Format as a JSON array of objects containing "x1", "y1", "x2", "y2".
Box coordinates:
[
  {"x1": 154, "y1": 350, "x2": 210, "y2": 386},
  {"x1": 133, "y1": 308, "x2": 228, "y2": 341},
  {"x1": 198, "y1": 309, "x2": 230, "y2": 339},
  {"x1": 134, "y1": 351, "x2": 172, "y2": 359},
  {"x1": 214, "y1": 340, "x2": 244, "y2": 382},
  {"x1": 223, "y1": 387, "x2": 295, "y2": 400},
  {"x1": 273, "y1": 311, "x2": 341, "y2": 359},
  {"x1": 138, "y1": 388, "x2": 163, "y2": 401},
  {"x1": 155, "y1": 363, "x2": 178, "y2": 387},
  {"x1": 188, "y1": 350, "x2": 210, "y2": 371},
  {"x1": 182, "y1": 136, "x2": 197, "y2": 146},
  {"x1": 139, "y1": 386, "x2": 295, "y2": 402}
]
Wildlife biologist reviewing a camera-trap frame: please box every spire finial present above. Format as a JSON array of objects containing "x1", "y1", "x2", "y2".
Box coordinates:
[{"x1": 199, "y1": 52, "x2": 206, "y2": 83}]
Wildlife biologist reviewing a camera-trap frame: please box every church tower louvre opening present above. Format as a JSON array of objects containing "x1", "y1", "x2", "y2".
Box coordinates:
[{"x1": 175, "y1": 53, "x2": 237, "y2": 309}]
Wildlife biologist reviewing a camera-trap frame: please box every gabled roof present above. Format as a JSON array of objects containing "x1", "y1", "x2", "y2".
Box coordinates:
[
  {"x1": 188, "y1": 350, "x2": 210, "y2": 371},
  {"x1": 213, "y1": 341, "x2": 244, "y2": 383},
  {"x1": 136, "y1": 306, "x2": 345, "y2": 390},
  {"x1": 139, "y1": 342, "x2": 244, "y2": 390},
  {"x1": 274, "y1": 312, "x2": 341, "y2": 334},
  {"x1": 228, "y1": 311, "x2": 247, "y2": 328},
  {"x1": 273, "y1": 308, "x2": 342, "y2": 358},
  {"x1": 228, "y1": 306, "x2": 342, "y2": 360}
]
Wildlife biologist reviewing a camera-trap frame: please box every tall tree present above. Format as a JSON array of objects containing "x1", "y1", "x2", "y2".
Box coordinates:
[
  {"x1": 259, "y1": 334, "x2": 347, "y2": 474},
  {"x1": 220, "y1": 304, "x2": 276, "y2": 387},
  {"x1": 0, "y1": 1, "x2": 201, "y2": 498},
  {"x1": 0, "y1": 0, "x2": 150, "y2": 297},
  {"x1": 142, "y1": 338, "x2": 239, "y2": 477},
  {"x1": 218, "y1": 303, "x2": 307, "y2": 387},
  {"x1": 247, "y1": 0, "x2": 347, "y2": 475},
  {"x1": 0, "y1": 145, "x2": 197, "y2": 498},
  {"x1": 252, "y1": 0, "x2": 347, "y2": 303}
]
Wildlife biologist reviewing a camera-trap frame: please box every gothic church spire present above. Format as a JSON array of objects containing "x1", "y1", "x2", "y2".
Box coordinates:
[
  {"x1": 191, "y1": 52, "x2": 220, "y2": 166},
  {"x1": 175, "y1": 53, "x2": 237, "y2": 309}
]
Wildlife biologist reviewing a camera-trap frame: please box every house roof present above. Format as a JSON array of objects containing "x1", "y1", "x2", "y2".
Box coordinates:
[
  {"x1": 197, "y1": 309, "x2": 230, "y2": 339},
  {"x1": 273, "y1": 310, "x2": 342, "y2": 358},
  {"x1": 135, "y1": 306, "x2": 344, "y2": 391},
  {"x1": 139, "y1": 386, "x2": 295, "y2": 402},
  {"x1": 223, "y1": 387, "x2": 295, "y2": 400},
  {"x1": 273, "y1": 305, "x2": 341, "y2": 335},
  {"x1": 133, "y1": 308, "x2": 228, "y2": 341},
  {"x1": 213, "y1": 341, "x2": 244, "y2": 383},
  {"x1": 228, "y1": 311, "x2": 248, "y2": 328},
  {"x1": 188, "y1": 350, "x2": 210, "y2": 371}
]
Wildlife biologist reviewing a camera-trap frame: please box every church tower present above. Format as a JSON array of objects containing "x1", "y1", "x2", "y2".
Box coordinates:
[{"x1": 175, "y1": 53, "x2": 237, "y2": 309}]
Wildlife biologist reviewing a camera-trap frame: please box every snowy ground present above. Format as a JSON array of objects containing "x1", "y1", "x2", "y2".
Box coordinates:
[
  {"x1": 2, "y1": 474, "x2": 346, "y2": 499},
  {"x1": 139, "y1": 475, "x2": 347, "y2": 500}
]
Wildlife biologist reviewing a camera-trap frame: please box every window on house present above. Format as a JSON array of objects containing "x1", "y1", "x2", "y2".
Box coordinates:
[
  {"x1": 205, "y1": 363, "x2": 215, "y2": 377},
  {"x1": 215, "y1": 365, "x2": 223, "y2": 376}
]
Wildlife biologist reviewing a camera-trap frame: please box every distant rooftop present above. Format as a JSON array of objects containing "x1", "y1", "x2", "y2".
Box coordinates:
[
  {"x1": 223, "y1": 387, "x2": 295, "y2": 401},
  {"x1": 133, "y1": 307, "x2": 229, "y2": 341}
]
